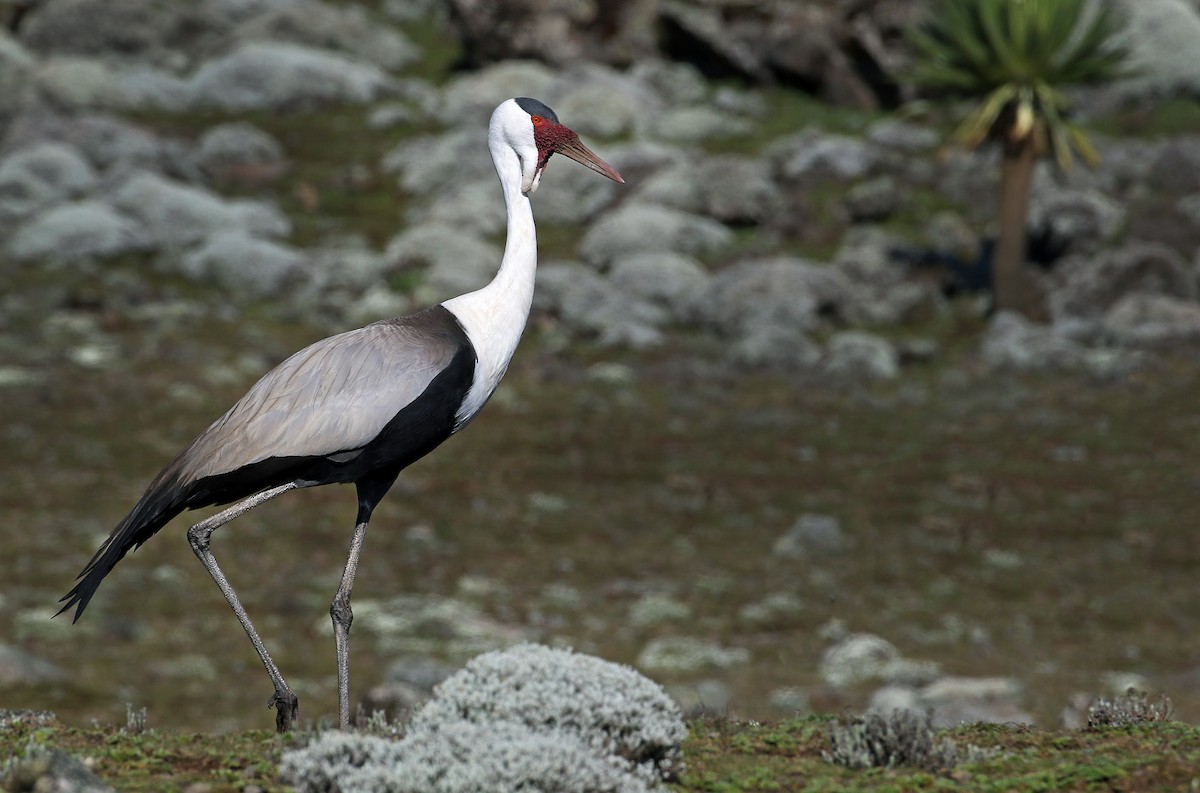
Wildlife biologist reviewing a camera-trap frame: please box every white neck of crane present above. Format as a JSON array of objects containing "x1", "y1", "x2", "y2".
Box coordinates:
[{"x1": 442, "y1": 134, "x2": 536, "y2": 429}]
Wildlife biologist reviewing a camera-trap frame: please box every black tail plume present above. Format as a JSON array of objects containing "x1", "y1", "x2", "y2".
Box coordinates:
[{"x1": 57, "y1": 475, "x2": 188, "y2": 622}]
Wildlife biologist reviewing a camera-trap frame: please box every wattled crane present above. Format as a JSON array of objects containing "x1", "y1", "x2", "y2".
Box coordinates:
[{"x1": 58, "y1": 97, "x2": 624, "y2": 732}]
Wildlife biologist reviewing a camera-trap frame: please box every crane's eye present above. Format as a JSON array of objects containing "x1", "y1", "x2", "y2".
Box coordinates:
[{"x1": 530, "y1": 115, "x2": 544, "y2": 125}]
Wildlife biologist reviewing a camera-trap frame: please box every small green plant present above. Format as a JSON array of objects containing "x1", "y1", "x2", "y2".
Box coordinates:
[
  {"x1": 823, "y1": 709, "x2": 999, "y2": 772},
  {"x1": 1087, "y1": 689, "x2": 1175, "y2": 729}
]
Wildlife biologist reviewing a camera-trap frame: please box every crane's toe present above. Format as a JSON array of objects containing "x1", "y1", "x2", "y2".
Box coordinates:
[{"x1": 269, "y1": 688, "x2": 300, "y2": 733}]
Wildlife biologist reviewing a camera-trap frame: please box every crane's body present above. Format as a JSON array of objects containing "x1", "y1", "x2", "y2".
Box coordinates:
[{"x1": 59, "y1": 98, "x2": 623, "y2": 732}]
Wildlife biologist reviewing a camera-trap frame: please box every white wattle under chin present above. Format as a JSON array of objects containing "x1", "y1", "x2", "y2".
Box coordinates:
[{"x1": 523, "y1": 167, "x2": 545, "y2": 195}]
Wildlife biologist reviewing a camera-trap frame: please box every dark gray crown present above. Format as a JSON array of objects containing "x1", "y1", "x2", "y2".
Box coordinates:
[{"x1": 514, "y1": 97, "x2": 559, "y2": 123}]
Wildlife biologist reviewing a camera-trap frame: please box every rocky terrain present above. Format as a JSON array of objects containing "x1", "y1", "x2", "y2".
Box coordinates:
[{"x1": 2, "y1": 0, "x2": 1200, "y2": 736}]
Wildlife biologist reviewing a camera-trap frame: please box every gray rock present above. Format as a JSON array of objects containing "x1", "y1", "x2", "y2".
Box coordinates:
[
  {"x1": 980, "y1": 311, "x2": 1085, "y2": 371},
  {"x1": 180, "y1": 231, "x2": 310, "y2": 298},
  {"x1": 0, "y1": 142, "x2": 97, "y2": 220},
  {"x1": 383, "y1": 129, "x2": 493, "y2": 196},
  {"x1": 2, "y1": 745, "x2": 114, "y2": 793},
  {"x1": 535, "y1": 262, "x2": 666, "y2": 349},
  {"x1": 636, "y1": 154, "x2": 781, "y2": 224},
  {"x1": 834, "y1": 227, "x2": 942, "y2": 325},
  {"x1": 233, "y1": 1, "x2": 419, "y2": 71},
  {"x1": 628, "y1": 59, "x2": 708, "y2": 107},
  {"x1": 115, "y1": 65, "x2": 193, "y2": 111},
  {"x1": 0, "y1": 32, "x2": 35, "y2": 131},
  {"x1": 29, "y1": 57, "x2": 123, "y2": 109},
  {"x1": 8, "y1": 200, "x2": 148, "y2": 262},
  {"x1": 693, "y1": 257, "x2": 853, "y2": 336},
  {"x1": 195, "y1": 121, "x2": 285, "y2": 178},
  {"x1": 111, "y1": 170, "x2": 290, "y2": 248},
  {"x1": 440, "y1": 60, "x2": 557, "y2": 124},
  {"x1": 1146, "y1": 136, "x2": 1200, "y2": 194},
  {"x1": 1050, "y1": 242, "x2": 1195, "y2": 320},
  {"x1": 1105, "y1": 293, "x2": 1200, "y2": 345},
  {"x1": 530, "y1": 156, "x2": 622, "y2": 225},
  {"x1": 381, "y1": 655, "x2": 458, "y2": 693},
  {"x1": 637, "y1": 636, "x2": 750, "y2": 675},
  {"x1": 545, "y1": 65, "x2": 659, "y2": 139},
  {"x1": 773, "y1": 513, "x2": 847, "y2": 558},
  {"x1": 383, "y1": 224, "x2": 500, "y2": 304},
  {"x1": 646, "y1": 105, "x2": 752, "y2": 143},
  {"x1": 866, "y1": 119, "x2": 940, "y2": 154},
  {"x1": 0, "y1": 643, "x2": 66, "y2": 686},
  {"x1": 19, "y1": 0, "x2": 228, "y2": 62},
  {"x1": 188, "y1": 42, "x2": 395, "y2": 111},
  {"x1": 823, "y1": 331, "x2": 900, "y2": 380},
  {"x1": 409, "y1": 180, "x2": 508, "y2": 237},
  {"x1": 3, "y1": 112, "x2": 188, "y2": 176},
  {"x1": 772, "y1": 130, "x2": 879, "y2": 181},
  {"x1": 608, "y1": 251, "x2": 711, "y2": 320},
  {"x1": 349, "y1": 594, "x2": 524, "y2": 660},
  {"x1": 667, "y1": 679, "x2": 734, "y2": 718},
  {"x1": 579, "y1": 203, "x2": 732, "y2": 268},
  {"x1": 1028, "y1": 185, "x2": 1125, "y2": 254},
  {"x1": 876, "y1": 677, "x2": 1034, "y2": 728},
  {"x1": 844, "y1": 176, "x2": 899, "y2": 223},
  {"x1": 1111, "y1": 0, "x2": 1200, "y2": 100},
  {"x1": 819, "y1": 633, "x2": 942, "y2": 689},
  {"x1": 729, "y1": 324, "x2": 824, "y2": 371}
]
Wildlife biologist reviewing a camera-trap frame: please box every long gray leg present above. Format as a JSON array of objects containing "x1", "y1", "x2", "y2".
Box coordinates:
[
  {"x1": 330, "y1": 518, "x2": 369, "y2": 729},
  {"x1": 186, "y1": 482, "x2": 299, "y2": 733}
]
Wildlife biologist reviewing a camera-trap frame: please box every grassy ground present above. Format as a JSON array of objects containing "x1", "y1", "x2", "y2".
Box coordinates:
[{"x1": 4, "y1": 711, "x2": 1199, "y2": 792}]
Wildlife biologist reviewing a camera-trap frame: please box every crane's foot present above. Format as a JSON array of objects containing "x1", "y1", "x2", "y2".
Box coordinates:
[{"x1": 268, "y1": 688, "x2": 300, "y2": 733}]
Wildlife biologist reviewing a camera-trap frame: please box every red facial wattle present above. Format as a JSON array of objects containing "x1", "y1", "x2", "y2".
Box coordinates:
[{"x1": 530, "y1": 115, "x2": 624, "y2": 184}]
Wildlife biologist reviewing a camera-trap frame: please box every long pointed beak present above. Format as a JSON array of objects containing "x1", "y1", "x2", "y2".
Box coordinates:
[{"x1": 555, "y1": 132, "x2": 624, "y2": 184}]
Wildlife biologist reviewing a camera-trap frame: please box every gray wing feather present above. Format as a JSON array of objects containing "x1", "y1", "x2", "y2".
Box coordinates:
[{"x1": 179, "y1": 318, "x2": 462, "y2": 483}]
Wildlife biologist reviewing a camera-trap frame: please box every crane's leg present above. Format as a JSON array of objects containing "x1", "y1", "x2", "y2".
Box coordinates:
[
  {"x1": 186, "y1": 482, "x2": 299, "y2": 733},
  {"x1": 329, "y1": 474, "x2": 397, "y2": 729},
  {"x1": 330, "y1": 516, "x2": 368, "y2": 729}
]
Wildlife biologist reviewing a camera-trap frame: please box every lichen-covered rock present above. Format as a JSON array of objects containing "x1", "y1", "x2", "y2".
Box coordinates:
[
  {"x1": 0, "y1": 142, "x2": 97, "y2": 220},
  {"x1": 180, "y1": 231, "x2": 310, "y2": 298},
  {"x1": 819, "y1": 633, "x2": 941, "y2": 689},
  {"x1": 580, "y1": 203, "x2": 732, "y2": 268},
  {"x1": 188, "y1": 42, "x2": 395, "y2": 111},
  {"x1": 636, "y1": 636, "x2": 750, "y2": 675},
  {"x1": 822, "y1": 331, "x2": 900, "y2": 380},
  {"x1": 110, "y1": 170, "x2": 290, "y2": 248},
  {"x1": 194, "y1": 121, "x2": 285, "y2": 179},
  {"x1": 980, "y1": 311, "x2": 1085, "y2": 371},
  {"x1": 8, "y1": 200, "x2": 148, "y2": 262}
]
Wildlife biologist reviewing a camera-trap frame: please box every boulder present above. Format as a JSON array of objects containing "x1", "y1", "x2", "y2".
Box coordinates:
[
  {"x1": 693, "y1": 256, "x2": 853, "y2": 336},
  {"x1": 635, "y1": 154, "x2": 781, "y2": 225},
  {"x1": 822, "y1": 331, "x2": 900, "y2": 380},
  {"x1": 384, "y1": 224, "x2": 500, "y2": 304},
  {"x1": 8, "y1": 200, "x2": 148, "y2": 262},
  {"x1": 232, "y1": 1, "x2": 419, "y2": 71},
  {"x1": 110, "y1": 170, "x2": 290, "y2": 248},
  {"x1": 1146, "y1": 136, "x2": 1200, "y2": 195},
  {"x1": 819, "y1": 633, "x2": 941, "y2": 689},
  {"x1": 980, "y1": 311, "x2": 1085, "y2": 371},
  {"x1": 1111, "y1": 0, "x2": 1200, "y2": 100},
  {"x1": 1105, "y1": 293, "x2": 1200, "y2": 346},
  {"x1": 0, "y1": 142, "x2": 97, "y2": 220},
  {"x1": 871, "y1": 677, "x2": 1034, "y2": 728},
  {"x1": 188, "y1": 42, "x2": 395, "y2": 111},
  {"x1": 771, "y1": 130, "x2": 879, "y2": 182},
  {"x1": 194, "y1": 121, "x2": 286, "y2": 181},
  {"x1": 579, "y1": 203, "x2": 732, "y2": 268},
  {"x1": 179, "y1": 231, "x2": 310, "y2": 298},
  {"x1": 534, "y1": 261, "x2": 666, "y2": 349},
  {"x1": 439, "y1": 60, "x2": 557, "y2": 124},
  {"x1": 1049, "y1": 242, "x2": 1195, "y2": 320},
  {"x1": 18, "y1": 0, "x2": 228, "y2": 63},
  {"x1": 607, "y1": 251, "x2": 711, "y2": 320}
]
